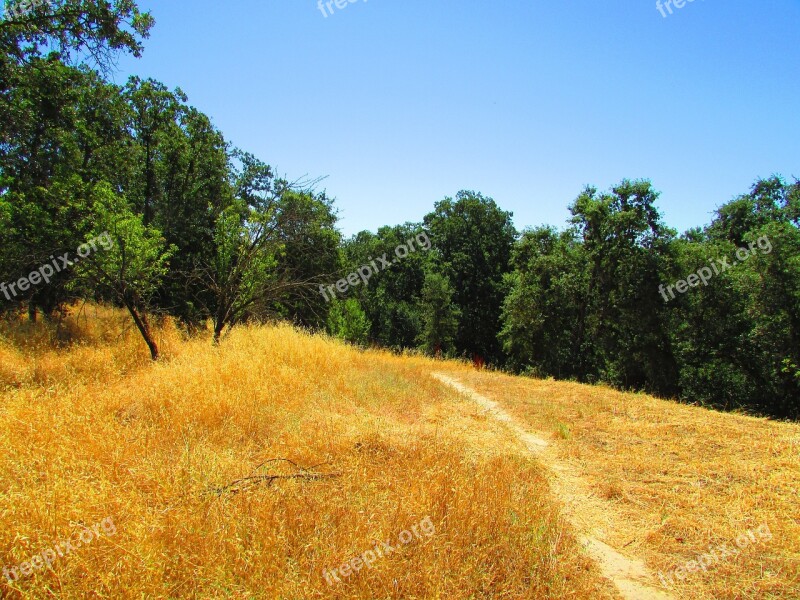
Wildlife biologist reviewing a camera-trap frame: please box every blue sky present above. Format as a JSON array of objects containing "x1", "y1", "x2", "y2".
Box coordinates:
[{"x1": 116, "y1": 0, "x2": 800, "y2": 237}]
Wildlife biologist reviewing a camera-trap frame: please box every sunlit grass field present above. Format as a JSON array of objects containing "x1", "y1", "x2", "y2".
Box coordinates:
[
  {"x1": 0, "y1": 306, "x2": 613, "y2": 599},
  {"x1": 447, "y1": 370, "x2": 800, "y2": 599}
]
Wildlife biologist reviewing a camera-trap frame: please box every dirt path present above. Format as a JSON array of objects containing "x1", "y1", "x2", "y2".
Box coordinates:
[{"x1": 432, "y1": 372, "x2": 674, "y2": 600}]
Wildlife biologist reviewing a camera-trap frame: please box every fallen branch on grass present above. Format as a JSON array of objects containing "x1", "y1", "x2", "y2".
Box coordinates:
[{"x1": 206, "y1": 458, "x2": 341, "y2": 497}]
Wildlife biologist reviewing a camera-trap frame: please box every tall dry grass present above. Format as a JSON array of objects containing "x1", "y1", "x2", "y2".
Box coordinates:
[
  {"x1": 447, "y1": 369, "x2": 800, "y2": 599},
  {"x1": 0, "y1": 307, "x2": 613, "y2": 598}
]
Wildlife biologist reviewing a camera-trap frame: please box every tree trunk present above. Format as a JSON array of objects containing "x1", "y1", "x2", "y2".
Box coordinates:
[
  {"x1": 123, "y1": 294, "x2": 159, "y2": 361},
  {"x1": 212, "y1": 320, "x2": 224, "y2": 346},
  {"x1": 212, "y1": 303, "x2": 231, "y2": 347}
]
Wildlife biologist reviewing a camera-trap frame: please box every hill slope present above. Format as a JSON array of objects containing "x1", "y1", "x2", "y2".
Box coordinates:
[{"x1": 0, "y1": 311, "x2": 797, "y2": 598}]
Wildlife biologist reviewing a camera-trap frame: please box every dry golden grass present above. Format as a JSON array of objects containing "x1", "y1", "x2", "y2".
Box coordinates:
[
  {"x1": 0, "y1": 305, "x2": 182, "y2": 390},
  {"x1": 443, "y1": 369, "x2": 800, "y2": 599},
  {"x1": 0, "y1": 307, "x2": 614, "y2": 599}
]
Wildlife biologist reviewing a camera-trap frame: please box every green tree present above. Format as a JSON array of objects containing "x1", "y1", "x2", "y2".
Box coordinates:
[
  {"x1": 271, "y1": 189, "x2": 341, "y2": 329},
  {"x1": 673, "y1": 177, "x2": 800, "y2": 417},
  {"x1": 203, "y1": 191, "x2": 280, "y2": 346},
  {"x1": 569, "y1": 180, "x2": 678, "y2": 394},
  {"x1": 340, "y1": 224, "x2": 431, "y2": 349},
  {"x1": 75, "y1": 183, "x2": 173, "y2": 360},
  {"x1": 196, "y1": 153, "x2": 328, "y2": 345},
  {"x1": 0, "y1": 0, "x2": 153, "y2": 69},
  {"x1": 416, "y1": 271, "x2": 460, "y2": 356},
  {"x1": 327, "y1": 297, "x2": 370, "y2": 346},
  {"x1": 500, "y1": 227, "x2": 589, "y2": 378},
  {"x1": 123, "y1": 79, "x2": 231, "y2": 330},
  {"x1": 0, "y1": 60, "x2": 129, "y2": 318},
  {"x1": 424, "y1": 191, "x2": 516, "y2": 363},
  {"x1": 0, "y1": 0, "x2": 153, "y2": 319}
]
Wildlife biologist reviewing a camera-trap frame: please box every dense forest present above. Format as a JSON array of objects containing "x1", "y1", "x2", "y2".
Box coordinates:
[{"x1": 1, "y1": 1, "x2": 798, "y2": 418}]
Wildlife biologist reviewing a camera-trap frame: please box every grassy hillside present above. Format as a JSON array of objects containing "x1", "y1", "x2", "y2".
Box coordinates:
[
  {"x1": 0, "y1": 308, "x2": 613, "y2": 599},
  {"x1": 444, "y1": 371, "x2": 800, "y2": 599},
  {"x1": 1, "y1": 307, "x2": 797, "y2": 598}
]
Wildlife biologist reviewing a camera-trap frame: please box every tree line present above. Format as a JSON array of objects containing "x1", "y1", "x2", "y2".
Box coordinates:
[
  {"x1": 329, "y1": 181, "x2": 799, "y2": 420},
  {"x1": 1, "y1": 1, "x2": 797, "y2": 418}
]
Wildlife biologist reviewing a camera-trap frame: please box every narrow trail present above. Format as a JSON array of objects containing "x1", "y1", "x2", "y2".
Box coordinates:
[{"x1": 432, "y1": 373, "x2": 674, "y2": 600}]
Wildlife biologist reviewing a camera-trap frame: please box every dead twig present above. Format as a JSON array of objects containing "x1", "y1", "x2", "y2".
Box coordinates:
[{"x1": 206, "y1": 458, "x2": 340, "y2": 497}]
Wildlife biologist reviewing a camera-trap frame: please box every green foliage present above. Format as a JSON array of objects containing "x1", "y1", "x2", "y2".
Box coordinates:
[
  {"x1": 424, "y1": 191, "x2": 517, "y2": 362},
  {"x1": 0, "y1": 0, "x2": 154, "y2": 69},
  {"x1": 272, "y1": 189, "x2": 342, "y2": 329},
  {"x1": 500, "y1": 227, "x2": 589, "y2": 378},
  {"x1": 0, "y1": 59, "x2": 118, "y2": 314},
  {"x1": 568, "y1": 180, "x2": 678, "y2": 394},
  {"x1": 74, "y1": 182, "x2": 174, "y2": 359},
  {"x1": 501, "y1": 177, "x2": 800, "y2": 419},
  {"x1": 78, "y1": 182, "x2": 173, "y2": 300},
  {"x1": 660, "y1": 180, "x2": 800, "y2": 417},
  {"x1": 416, "y1": 271, "x2": 460, "y2": 356},
  {"x1": 341, "y1": 224, "x2": 429, "y2": 349},
  {"x1": 327, "y1": 297, "x2": 370, "y2": 346}
]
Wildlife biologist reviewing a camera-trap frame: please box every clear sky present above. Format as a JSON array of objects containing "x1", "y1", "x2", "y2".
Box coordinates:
[{"x1": 116, "y1": 0, "x2": 800, "y2": 237}]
